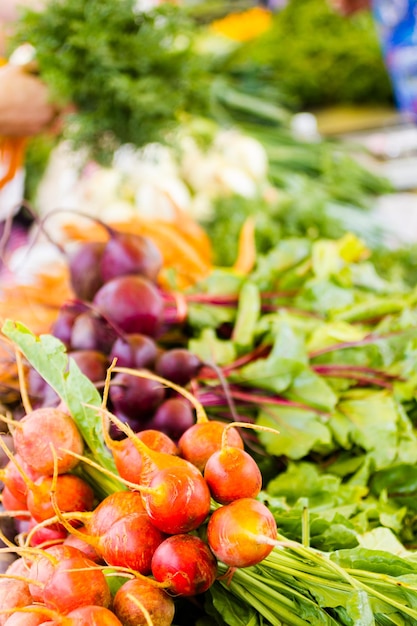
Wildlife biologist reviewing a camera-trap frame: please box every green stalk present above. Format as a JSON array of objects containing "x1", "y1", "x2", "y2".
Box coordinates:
[
  {"x1": 217, "y1": 572, "x2": 313, "y2": 626},
  {"x1": 261, "y1": 545, "x2": 417, "y2": 621}
]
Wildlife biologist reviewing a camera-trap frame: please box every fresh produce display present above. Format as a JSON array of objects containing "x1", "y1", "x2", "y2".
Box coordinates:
[
  {"x1": 10, "y1": 0, "x2": 393, "y2": 254},
  {"x1": 2, "y1": 223, "x2": 417, "y2": 624},
  {"x1": 2, "y1": 2, "x2": 417, "y2": 624}
]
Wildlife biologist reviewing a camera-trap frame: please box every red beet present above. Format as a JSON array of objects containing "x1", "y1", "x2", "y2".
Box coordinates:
[
  {"x1": 100, "y1": 231, "x2": 163, "y2": 283},
  {"x1": 93, "y1": 275, "x2": 164, "y2": 337},
  {"x1": 68, "y1": 240, "x2": 106, "y2": 301}
]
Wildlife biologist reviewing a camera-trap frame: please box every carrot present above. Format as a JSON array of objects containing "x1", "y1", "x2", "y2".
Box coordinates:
[
  {"x1": 232, "y1": 216, "x2": 257, "y2": 275},
  {"x1": 0, "y1": 138, "x2": 27, "y2": 190}
]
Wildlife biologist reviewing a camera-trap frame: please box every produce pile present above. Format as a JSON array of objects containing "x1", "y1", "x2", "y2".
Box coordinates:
[
  {"x1": 2, "y1": 1, "x2": 417, "y2": 624},
  {"x1": 2, "y1": 223, "x2": 417, "y2": 625}
]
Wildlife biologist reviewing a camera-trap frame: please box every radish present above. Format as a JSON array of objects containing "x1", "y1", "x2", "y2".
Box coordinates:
[
  {"x1": 178, "y1": 420, "x2": 244, "y2": 472},
  {"x1": 151, "y1": 534, "x2": 217, "y2": 596},
  {"x1": 42, "y1": 554, "x2": 111, "y2": 614},
  {"x1": 11, "y1": 408, "x2": 84, "y2": 476},
  {"x1": 207, "y1": 498, "x2": 277, "y2": 568},
  {"x1": 113, "y1": 578, "x2": 175, "y2": 626}
]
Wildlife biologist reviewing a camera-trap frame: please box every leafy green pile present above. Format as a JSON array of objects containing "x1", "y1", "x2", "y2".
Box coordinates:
[{"x1": 182, "y1": 233, "x2": 417, "y2": 551}]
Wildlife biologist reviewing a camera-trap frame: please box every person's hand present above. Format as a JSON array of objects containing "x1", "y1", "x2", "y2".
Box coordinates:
[
  {"x1": 0, "y1": 64, "x2": 56, "y2": 136},
  {"x1": 329, "y1": 0, "x2": 371, "y2": 15}
]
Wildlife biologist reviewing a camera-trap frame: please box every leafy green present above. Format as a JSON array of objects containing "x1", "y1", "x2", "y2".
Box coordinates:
[
  {"x1": 220, "y1": 0, "x2": 392, "y2": 109},
  {"x1": 1, "y1": 320, "x2": 123, "y2": 494},
  {"x1": 13, "y1": 0, "x2": 212, "y2": 164}
]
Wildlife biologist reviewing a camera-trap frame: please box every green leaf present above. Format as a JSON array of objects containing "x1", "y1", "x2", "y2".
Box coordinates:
[
  {"x1": 236, "y1": 323, "x2": 307, "y2": 394},
  {"x1": 287, "y1": 367, "x2": 338, "y2": 412},
  {"x1": 231, "y1": 281, "x2": 261, "y2": 352},
  {"x1": 257, "y1": 405, "x2": 332, "y2": 459},
  {"x1": 189, "y1": 328, "x2": 237, "y2": 366},
  {"x1": 336, "y1": 391, "x2": 411, "y2": 470},
  {"x1": 1, "y1": 320, "x2": 121, "y2": 484},
  {"x1": 208, "y1": 584, "x2": 261, "y2": 626},
  {"x1": 330, "y1": 547, "x2": 417, "y2": 577}
]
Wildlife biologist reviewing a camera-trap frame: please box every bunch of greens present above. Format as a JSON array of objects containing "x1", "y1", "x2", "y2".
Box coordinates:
[
  {"x1": 13, "y1": 0, "x2": 212, "y2": 164},
  {"x1": 182, "y1": 232, "x2": 417, "y2": 549},
  {"x1": 203, "y1": 142, "x2": 392, "y2": 268},
  {"x1": 208, "y1": 536, "x2": 417, "y2": 625},
  {"x1": 217, "y1": 0, "x2": 393, "y2": 110}
]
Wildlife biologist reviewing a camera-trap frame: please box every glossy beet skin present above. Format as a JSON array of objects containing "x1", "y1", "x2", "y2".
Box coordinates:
[
  {"x1": 110, "y1": 430, "x2": 178, "y2": 485},
  {"x1": 178, "y1": 420, "x2": 244, "y2": 473},
  {"x1": 42, "y1": 554, "x2": 111, "y2": 614},
  {"x1": 100, "y1": 231, "x2": 163, "y2": 283},
  {"x1": 12, "y1": 407, "x2": 84, "y2": 476},
  {"x1": 151, "y1": 534, "x2": 218, "y2": 596},
  {"x1": 204, "y1": 446, "x2": 262, "y2": 504},
  {"x1": 109, "y1": 371, "x2": 165, "y2": 420},
  {"x1": 109, "y1": 333, "x2": 158, "y2": 369},
  {"x1": 113, "y1": 578, "x2": 175, "y2": 626},
  {"x1": 26, "y1": 474, "x2": 95, "y2": 525},
  {"x1": 141, "y1": 464, "x2": 211, "y2": 534},
  {"x1": 68, "y1": 240, "x2": 106, "y2": 301},
  {"x1": 207, "y1": 498, "x2": 277, "y2": 568},
  {"x1": 93, "y1": 275, "x2": 164, "y2": 337},
  {"x1": 149, "y1": 397, "x2": 195, "y2": 441},
  {"x1": 155, "y1": 348, "x2": 202, "y2": 386},
  {"x1": 83, "y1": 491, "x2": 166, "y2": 574}
]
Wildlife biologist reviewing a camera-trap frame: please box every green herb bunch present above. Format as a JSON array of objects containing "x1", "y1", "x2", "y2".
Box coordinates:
[
  {"x1": 220, "y1": 0, "x2": 393, "y2": 110},
  {"x1": 13, "y1": 0, "x2": 213, "y2": 164}
]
